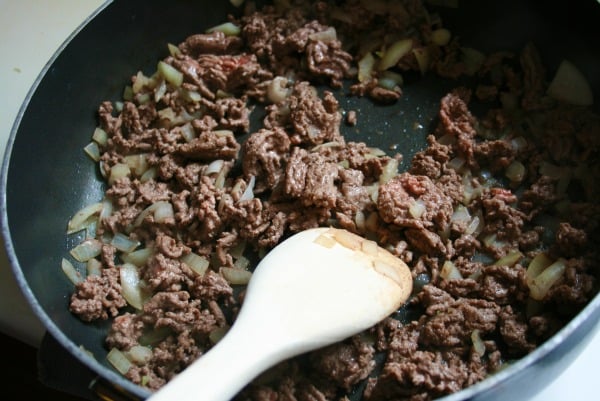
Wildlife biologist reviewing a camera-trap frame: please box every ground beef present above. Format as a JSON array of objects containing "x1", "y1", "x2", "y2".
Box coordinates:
[{"x1": 66, "y1": 0, "x2": 599, "y2": 399}]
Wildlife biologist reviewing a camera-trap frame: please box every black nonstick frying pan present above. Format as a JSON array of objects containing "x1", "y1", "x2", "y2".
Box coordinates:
[{"x1": 2, "y1": 0, "x2": 600, "y2": 400}]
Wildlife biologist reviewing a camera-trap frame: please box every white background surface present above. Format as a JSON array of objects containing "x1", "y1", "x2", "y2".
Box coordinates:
[{"x1": 0, "y1": 1, "x2": 598, "y2": 400}]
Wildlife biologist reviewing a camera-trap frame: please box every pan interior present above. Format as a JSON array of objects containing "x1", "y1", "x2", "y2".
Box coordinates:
[{"x1": 2, "y1": 0, "x2": 599, "y2": 399}]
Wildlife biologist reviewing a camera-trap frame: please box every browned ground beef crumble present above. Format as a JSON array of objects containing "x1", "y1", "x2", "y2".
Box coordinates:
[{"x1": 67, "y1": 1, "x2": 599, "y2": 400}]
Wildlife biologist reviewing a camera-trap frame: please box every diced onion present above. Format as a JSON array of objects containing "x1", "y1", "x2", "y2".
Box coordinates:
[
  {"x1": 309, "y1": 27, "x2": 337, "y2": 43},
  {"x1": 167, "y1": 43, "x2": 181, "y2": 57},
  {"x1": 154, "y1": 202, "x2": 174, "y2": 223},
  {"x1": 412, "y1": 47, "x2": 431, "y2": 75},
  {"x1": 124, "y1": 345, "x2": 153, "y2": 365},
  {"x1": 121, "y1": 247, "x2": 154, "y2": 267},
  {"x1": 547, "y1": 59, "x2": 593, "y2": 106},
  {"x1": 461, "y1": 47, "x2": 485, "y2": 75},
  {"x1": 139, "y1": 326, "x2": 172, "y2": 346},
  {"x1": 70, "y1": 239, "x2": 103, "y2": 262},
  {"x1": 61, "y1": 258, "x2": 84, "y2": 285},
  {"x1": 181, "y1": 252, "x2": 210, "y2": 276},
  {"x1": 107, "y1": 348, "x2": 132, "y2": 375},
  {"x1": 440, "y1": 260, "x2": 463, "y2": 280},
  {"x1": 180, "y1": 123, "x2": 197, "y2": 143},
  {"x1": 471, "y1": 329, "x2": 486, "y2": 357},
  {"x1": 111, "y1": 233, "x2": 141, "y2": 253},
  {"x1": 204, "y1": 159, "x2": 225, "y2": 175},
  {"x1": 379, "y1": 158, "x2": 398, "y2": 184},
  {"x1": 86, "y1": 258, "x2": 102, "y2": 276},
  {"x1": 157, "y1": 61, "x2": 183, "y2": 87},
  {"x1": 529, "y1": 258, "x2": 567, "y2": 301},
  {"x1": 206, "y1": 22, "x2": 241, "y2": 36},
  {"x1": 108, "y1": 163, "x2": 130, "y2": 185},
  {"x1": 494, "y1": 250, "x2": 523, "y2": 267},
  {"x1": 84, "y1": 142, "x2": 101, "y2": 162},
  {"x1": 133, "y1": 201, "x2": 173, "y2": 227},
  {"x1": 526, "y1": 252, "x2": 553, "y2": 285},
  {"x1": 239, "y1": 176, "x2": 256, "y2": 202},
  {"x1": 67, "y1": 202, "x2": 103, "y2": 234},
  {"x1": 505, "y1": 160, "x2": 526, "y2": 183},
  {"x1": 234, "y1": 255, "x2": 250, "y2": 270},
  {"x1": 92, "y1": 127, "x2": 108, "y2": 146},
  {"x1": 409, "y1": 199, "x2": 426, "y2": 219},
  {"x1": 358, "y1": 52, "x2": 376, "y2": 83},
  {"x1": 221, "y1": 267, "x2": 253, "y2": 285},
  {"x1": 379, "y1": 39, "x2": 413, "y2": 71},
  {"x1": 120, "y1": 263, "x2": 146, "y2": 310},
  {"x1": 267, "y1": 76, "x2": 291, "y2": 104},
  {"x1": 124, "y1": 154, "x2": 149, "y2": 177},
  {"x1": 431, "y1": 28, "x2": 451, "y2": 46}
]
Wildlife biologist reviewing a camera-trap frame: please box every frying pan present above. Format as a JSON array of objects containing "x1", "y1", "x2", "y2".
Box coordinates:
[{"x1": 1, "y1": 0, "x2": 599, "y2": 400}]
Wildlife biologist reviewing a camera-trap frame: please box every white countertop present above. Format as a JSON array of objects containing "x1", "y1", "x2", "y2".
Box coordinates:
[{"x1": 0, "y1": 1, "x2": 598, "y2": 400}]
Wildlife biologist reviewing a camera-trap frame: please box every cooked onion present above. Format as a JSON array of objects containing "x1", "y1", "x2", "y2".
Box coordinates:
[
  {"x1": 440, "y1": 260, "x2": 463, "y2": 280},
  {"x1": 221, "y1": 267, "x2": 253, "y2": 285},
  {"x1": 67, "y1": 202, "x2": 103, "y2": 234},
  {"x1": 125, "y1": 345, "x2": 153, "y2": 365},
  {"x1": 84, "y1": 142, "x2": 101, "y2": 162},
  {"x1": 111, "y1": 233, "x2": 141, "y2": 253},
  {"x1": 70, "y1": 239, "x2": 103, "y2": 262},
  {"x1": 358, "y1": 52, "x2": 376, "y2": 83},
  {"x1": 529, "y1": 258, "x2": 567, "y2": 301},
  {"x1": 206, "y1": 22, "x2": 241, "y2": 36},
  {"x1": 409, "y1": 199, "x2": 426, "y2": 219},
  {"x1": 107, "y1": 348, "x2": 132, "y2": 375},
  {"x1": 157, "y1": 61, "x2": 183, "y2": 87},
  {"x1": 61, "y1": 258, "x2": 84, "y2": 285},
  {"x1": 547, "y1": 59, "x2": 593, "y2": 106},
  {"x1": 120, "y1": 263, "x2": 146, "y2": 310},
  {"x1": 181, "y1": 252, "x2": 210, "y2": 276},
  {"x1": 86, "y1": 258, "x2": 102, "y2": 277},
  {"x1": 108, "y1": 163, "x2": 130, "y2": 185},
  {"x1": 239, "y1": 176, "x2": 256, "y2": 202},
  {"x1": 494, "y1": 250, "x2": 523, "y2": 267},
  {"x1": 471, "y1": 329, "x2": 486, "y2": 356},
  {"x1": 121, "y1": 247, "x2": 154, "y2": 267},
  {"x1": 267, "y1": 76, "x2": 291, "y2": 103},
  {"x1": 209, "y1": 325, "x2": 230, "y2": 344},
  {"x1": 379, "y1": 39, "x2": 413, "y2": 71}
]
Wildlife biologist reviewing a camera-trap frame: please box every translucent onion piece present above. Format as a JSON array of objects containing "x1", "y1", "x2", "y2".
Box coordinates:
[
  {"x1": 358, "y1": 52, "x2": 376, "y2": 83},
  {"x1": 309, "y1": 27, "x2": 337, "y2": 43},
  {"x1": 154, "y1": 202, "x2": 174, "y2": 223},
  {"x1": 154, "y1": 79, "x2": 167, "y2": 103},
  {"x1": 440, "y1": 260, "x2": 463, "y2": 280},
  {"x1": 451, "y1": 205, "x2": 471, "y2": 225},
  {"x1": 67, "y1": 202, "x2": 103, "y2": 234},
  {"x1": 111, "y1": 233, "x2": 141, "y2": 253},
  {"x1": 526, "y1": 252, "x2": 553, "y2": 285},
  {"x1": 461, "y1": 47, "x2": 485, "y2": 75},
  {"x1": 140, "y1": 167, "x2": 157, "y2": 183},
  {"x1": 547, "y1": 59, "x2": 593, "y2": 106},
  {"x1": 86, "y1": 258, "x2": 102, "y2": 277},
  {"x1": 221, "y1": 267, "x2": 253, "y2": 285},
  {"x1": 139, "y1": 326, "x2": 172, "y2": 346},
  {"x1": 70, "y1": 239, "x2": 103, "y2": 262},
  {"x1": 494, "y1": 250, "x2": 523, "y2": 267},
  {"x1": 133, "y1": 201, "x2": 171, "y2": 227},
  {"x1": 505, "y1": 160, "x2": 526, "y2": 183},
  {"x1": 239, "y1": 176, "x2": 256, "y2": 202},
  {"x1": 157, "y1": 61, "x2": 183, "y2": 87},
  {"x1": 409, "y1": 199, "x2": 426, "y2": 219},
  {"x1": 99, "y1": 198, "x2": 114, "y2": 221},
  {"x1": 230, "y1": 0, "x2": 245, "y2": 7},
  {"x1": 180, "y1": 122, "x2": 197, "y2": 143},
  {"x1": 92, "y1": 127, "x2": 108, "y2": 146},
  {"x1": 431, "y1": 28, "x2": 451, "y2": 46},
  {"x1": 124, "y1": 153, "x2": 149, "y2": 176},
  {"x1": 120, "y1": 263, "x2": 145, "y2": 310},
  {"x1": 107, "y1": 348, "x2": 132, "y2": 375},
  {"x1": 204, "y1": 159, "x2": 225, "y2": 175},
  {"x1": 379, "y1": 158, "x2": 398, "y2": 184},
  {"x1": 529, "y1": 258, "x2": 567, "y2": 301},
  {"x1": 167, "y1": 43, "x2": 181, "y2": 57},
  {"x1": 207, "y1": 22, "x2": 241, "y2": 36},
  {"x1": 108, "y1": 163, "x2": 130, "y2": 185},
  {"x1": 471, "y1": 329, "x2": 486, "y2": 356},
  {"x1": 234, "y1": 255, "x2": 250, "y2": 270},
  {"x1": 412, "y1": 47, "x2": 431, "y2": 75},
  {"x1": 61, "y1": 258, "x2": 84, "y2": 285},
  {"x1": 84, "y1": 142, "x2": 101, "y2": 162},
  {"x1": 181, "y1": 252, "x2": 210, "y2": 276},
  {"x1": 267, "y1": 76, "x2": 291, "y2": 104},
  {"x1": 125, "y1": 345, "x2": 153, "y2": 365},
  {"x1": 121, "y1": 247, "x2": 154, "y2": 267},
  {"x1": 132, "y1": 71, "x2": 150, "y2": 94},
  {"x1": 379, "y1": 39, "x2": 413, "y2": 71},
  {"x1": 465, "y1": 214, "x2": 483, "y2": 236}
]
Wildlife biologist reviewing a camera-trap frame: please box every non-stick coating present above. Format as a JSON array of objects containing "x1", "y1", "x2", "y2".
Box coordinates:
[{"x1": 1, "y1": 0, "x2": 599, "y2": 400}]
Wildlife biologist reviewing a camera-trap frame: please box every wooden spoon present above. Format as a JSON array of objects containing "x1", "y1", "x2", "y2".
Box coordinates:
[{"x1": 147, "y1": 227, "x2": 413, "y2": 401}]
